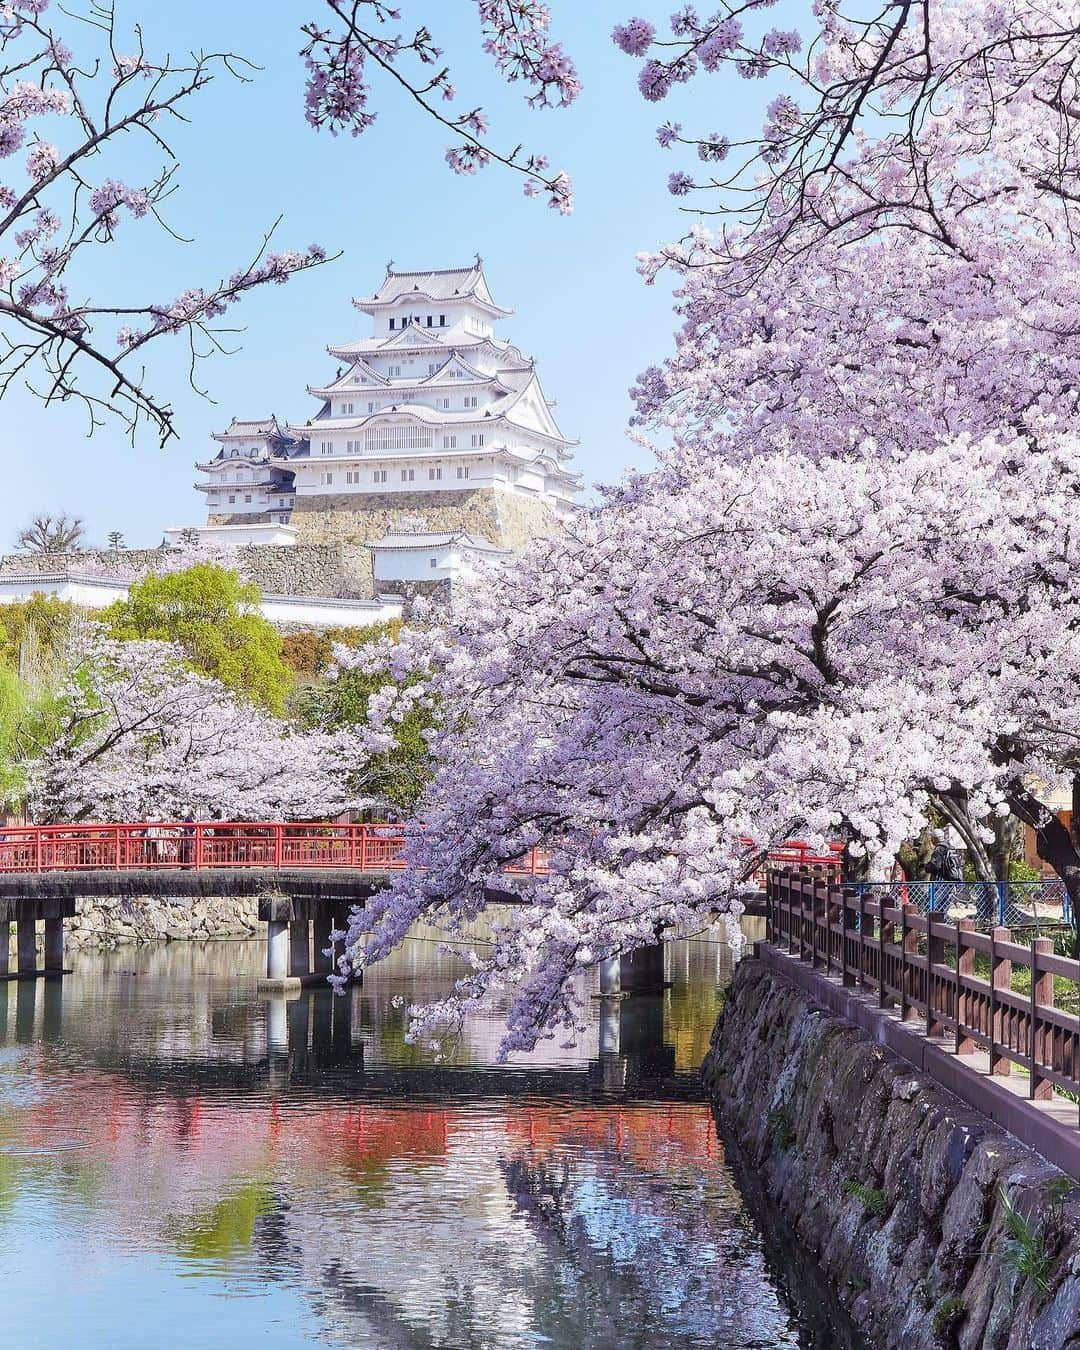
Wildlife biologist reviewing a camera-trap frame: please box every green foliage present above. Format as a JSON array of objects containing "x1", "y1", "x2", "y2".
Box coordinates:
[
  {"x1": 103, "y1": 564, "x2": 292, "y2": 714},
  {"x1": 931, "y1": 1296, "x2": 966, "y2": 1342},
  {"x1": 999, "y1": 1186, "x2": 1056, "y2": 1292},
  {"x1": 0, "y1": 666, "x2": 27, "y2": 803},
  {"x1": 294, "y1": 620, "x2": 434, "y2": 813},
  {"x1": 765, "y1": 1105, "x2": 796, "y2": 1151},
  {"x1": 842, "y1": 1179, "x2": 888, "y2": 1218},
  {"x1": 0, "y1": 594, "x2": 78, "y2": 685}
]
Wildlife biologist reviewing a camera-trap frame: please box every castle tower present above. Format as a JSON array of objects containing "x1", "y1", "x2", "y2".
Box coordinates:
[{"x1": 197, "y1": 263, "x2": 580, "y2": 558}]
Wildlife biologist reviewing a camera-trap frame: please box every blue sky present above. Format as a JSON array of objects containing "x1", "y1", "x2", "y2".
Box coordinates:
[{"x1": 0, "y1": 2, "x2": 799, "y2": 548}]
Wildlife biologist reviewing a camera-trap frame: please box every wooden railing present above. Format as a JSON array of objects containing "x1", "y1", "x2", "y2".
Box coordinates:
[{"x1": 767, "y1": 869, "x2": 1080, "y2": 1115}]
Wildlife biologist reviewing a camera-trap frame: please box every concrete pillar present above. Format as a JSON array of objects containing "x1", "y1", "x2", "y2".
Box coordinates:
[
  {"x1": 598, "y1": 957, "x2": 621, "y2": 996},
  {"x1": 266, "y1": 920, "x2": 289, "y2": 982},
  {"x1": 43, "y1": 917, "x2": 63, "y2": 973},
  {"x1": 0, "y1": 921, "x2": 9, "y2": 979},
  {"x1": 311, "y1": 991, "x2": 333, "y2": 1058},
  {"x1": 619, "y1": 940, "x2": 666, "y2": 993},
  {"x1": 289, "y1": 920, "x2": 310, "y2": 978},
  {"x1": 599, "y1": 998, "x2": 621, "y2": 1055},
  {"x1": 313, "y1": 912, "x2": 334, "y2": 976},
  {"x1": 16, "y1": 918, "x2": 36, "y2": 976}
]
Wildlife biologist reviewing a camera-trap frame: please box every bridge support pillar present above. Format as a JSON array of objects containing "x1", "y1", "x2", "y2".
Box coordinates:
[
  {"x1": 265, "y1": 920, "x2": 290, "y2": 983},
  {"x1": 289, "y1": 920, "x2": 310, "y2": 978},
  {"x1": 313, "y1": 913, "x2": 334, "y2": 977},
  {"x1": 44, "y1": 917, "x2": 63, "y2": 974},
  {"x1": 16, "y1": 918, "x2": 36, "y2": 977},
  {"x1": 598, "y1": 957, "x2": 621, "y2": 996},
  {"x1": 619, "y1": 940, "x2": 667, "y2": 994}
]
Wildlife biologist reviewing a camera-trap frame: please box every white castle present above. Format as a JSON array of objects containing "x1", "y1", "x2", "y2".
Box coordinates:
[{"x1": 169, "y1": 261, "x2": 580, "y2": 584}]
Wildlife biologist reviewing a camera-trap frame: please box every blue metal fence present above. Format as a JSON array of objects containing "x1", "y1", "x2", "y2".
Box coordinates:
[{"x1": 850, "y1": 879, "x2": 1072, "y2": 928}]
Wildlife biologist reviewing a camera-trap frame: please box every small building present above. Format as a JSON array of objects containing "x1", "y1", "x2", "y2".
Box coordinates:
[{"x1": 368, "y1": 531, "x2": 510, "y2": 587}]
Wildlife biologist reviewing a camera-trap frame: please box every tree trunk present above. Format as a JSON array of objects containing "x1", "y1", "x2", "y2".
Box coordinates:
[
  {"x1": 1006, "y1": 779, "x2": 1080, "y2": 956},
  {"x1": 933, "y1": 792, "x2": 995, "y2": 880}
]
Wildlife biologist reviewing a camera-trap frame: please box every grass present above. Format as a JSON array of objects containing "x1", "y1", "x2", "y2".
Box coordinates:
[
  {"x1": 842, "y1": 1178, "x2": 888, "y2": 1218},
  {"x1": 999, "y1": 1186, "x2": 1056, "y2": 1292},
  {"x1": 931, "y1": 1296, "x2": 966, "y2": 1343}
]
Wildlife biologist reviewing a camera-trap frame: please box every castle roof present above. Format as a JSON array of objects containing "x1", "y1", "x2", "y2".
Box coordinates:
[
  {"x1": 211, "y1": 415, "x2": 289, "y2": 442},
  {"x1": 367, "y1": 530, "x2": 508, "y2": 554},
  {"x1": 354, "y1": 263, "x2": 511, "y2": 317}
]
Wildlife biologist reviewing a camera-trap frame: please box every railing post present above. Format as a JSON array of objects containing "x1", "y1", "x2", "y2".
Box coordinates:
[
  {"x1": 856, "y1": 886, "x2": 865, "y2": 987},
  {"x1": 114, "y1": 824, "x2": 121, "y2": 870},
  {"x1": 1030, "y1": 936, "x2": 1054, "y2": 1101},
  {"x1": 35, "y1": 828, "x2": 41, "y2": 873},
  {"x1": 194, "y1": 823, "x2": 204, "y2": 871},
  {"x1": 879, "y1": 897, "x2": 888, "y2": 1008},
  {"x1": 998, "y1": 882, "x2": 1006, "y2": 927},
  {"x1": 926, "y1": 909, "x2": 946, "y2": 1036},
  {"x1": 841, "y1": 886, "x2": 857, "y2": 987},
  {"x1": 989, "y1": 926, "x2": 1012, "y2": 1076},
  {"x1": 274, "y1": 824, "x2": 283, "y2": 870},
  {"x1": 955, "y1": 918, "x2": 976, "y2": 1054},
  {"x1": 899, "y1": 903, "x2": 909, "y2": 1020}
]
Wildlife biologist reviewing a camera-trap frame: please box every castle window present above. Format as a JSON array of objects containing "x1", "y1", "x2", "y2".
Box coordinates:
[
  {"x1": 456, "y1": 466, "x2": 470, "y2": 479},
  {"x1": 320, "y1": 471, "x2": 333, "y2": 485},
  {"x1": 373, "y1": 469, "x2": 388, "y2": 483},
  {"x1": 439, "y1": 315, "x2": 446, "y2": 326},
  {"x1": 428, "y1": 467, "x2": 443, "y2": 481},
  {"x1": 228, "y1": 495, "x2": 235, "y2": 504},
  {"x1": 430, "y1": 557, "x2": 438, "y2": 568},
  {"x1": 441, "y1": 398, "x2": 450, "y2": 409},
  {"x1": 443, "y1": 435, "x2": 457, "y2": 448},
  {"x1": 244, "y1": 494, "x2": 252, "y2": 503},
  {"x1": 321, "y1": 441, "x2": 333, "y2": 455},
  {"x1": 365, "y1": 425, "x2": 433, "y2": 453},
  {"x1": 401, "y1": 468, "x2": 415, "y2": 482},
  {"x1": 428, "y1": 363, "x2": 438, "y2": 375},
  {"x1": 464, "y1": 396, "x2": 478, "y2": 409},
  {"x1": 389, "y1": 318, "x2": 395, "y2": 330},
  {"x1": 427, "y1": 316, "x2": 433, "y2": 328},
  {"x1": 389, "y1": 365, "x2": 402, "y2": 377}
]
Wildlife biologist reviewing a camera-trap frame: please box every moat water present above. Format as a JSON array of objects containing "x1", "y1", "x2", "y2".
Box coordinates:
[{"x1": 0, "y1": 932, "x2": 862, "y2": 1349}]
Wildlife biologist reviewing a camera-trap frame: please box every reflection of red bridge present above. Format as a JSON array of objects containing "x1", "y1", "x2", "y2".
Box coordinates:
[{"x1": 0, "y1": 821, "x2": 843, "y2": 878}]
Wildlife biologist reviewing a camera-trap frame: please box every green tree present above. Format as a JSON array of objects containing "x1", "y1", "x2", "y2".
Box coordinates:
[
  {"x1": 103, "y1": 564, "x2": 292, "y2": 715},
  {"x1": 0, "y1": 594, "x2": 79, "y2": 688},
  {"x1": 294, "y1": 620, "x2": 433, "y2": 813}
]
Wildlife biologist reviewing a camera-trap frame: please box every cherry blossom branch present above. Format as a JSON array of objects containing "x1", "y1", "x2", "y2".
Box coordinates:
[
  {"x1": 302, "y1": 0, "x2": 578, "y2": 213},
  {"x1": 0, "y1": 0, "x2": 331, "y2": 445}
]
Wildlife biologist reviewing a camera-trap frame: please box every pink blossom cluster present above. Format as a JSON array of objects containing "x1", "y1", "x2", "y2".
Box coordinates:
[{"x1": 474, "y1": 1, "x2": 581, "y2": 110}]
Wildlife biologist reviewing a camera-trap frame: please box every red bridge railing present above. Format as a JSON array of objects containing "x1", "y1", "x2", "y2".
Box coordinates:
[
  {"x1": 0, "y1": 821, "x2": 844, "y2": 878},
  {"x1": 0, "y1": 821, "x2": 552, "y2": 875}
]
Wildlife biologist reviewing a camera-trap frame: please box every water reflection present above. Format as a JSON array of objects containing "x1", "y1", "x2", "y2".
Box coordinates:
[{"x1": 0, "y1": 935, "x2": 861, "y2": 1349}]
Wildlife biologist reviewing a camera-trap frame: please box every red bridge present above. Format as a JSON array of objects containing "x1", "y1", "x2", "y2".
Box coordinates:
[
  {"x1": 0, "y1": 821, "x2": 842, "y2": 878},
  {"x1": 0, "y1": 820, "x2": 547, "y2": 876}
]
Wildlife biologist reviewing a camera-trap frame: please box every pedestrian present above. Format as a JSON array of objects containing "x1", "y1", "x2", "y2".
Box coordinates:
[{"x1": 180, "y1": 811, "x2": 196, "y2": 869}]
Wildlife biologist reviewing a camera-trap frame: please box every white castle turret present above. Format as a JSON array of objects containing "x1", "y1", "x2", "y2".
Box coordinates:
[{"x1": 180, "y1": 263, "x2": 581, "y2": 575}]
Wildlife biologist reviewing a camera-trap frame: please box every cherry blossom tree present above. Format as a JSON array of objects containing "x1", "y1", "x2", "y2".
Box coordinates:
[
  {"x1": 0, "y1": 0, "x2": 328, "y2": 444},
  {"x1": 303, "y1": 1, "x2": 579, "y2": 211},
  {"x1": 332, "y1": 437, "x2": 1080, "y2": 1052},
  {"x1": 322, "y1": 2, "x2": 1080, "y2": 1049},
  {"x1": 23, "y1": 631, "x2": 368, "y2": 822}
]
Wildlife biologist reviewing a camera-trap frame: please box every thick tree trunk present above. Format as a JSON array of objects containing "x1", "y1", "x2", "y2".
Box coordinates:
[{"x1": 1006, "y1": 779, "x2": 1080, "y2": 956}]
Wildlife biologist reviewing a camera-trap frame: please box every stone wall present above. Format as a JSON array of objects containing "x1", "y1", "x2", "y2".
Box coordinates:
[
  {"x1": 0, "y1": 542, "x2": 375, "y2": 601},
  {"x1": 288, "y1": 487, "x2": 559, "y2": 550},
  {"x1": 705, "y1": 958, "x2": 1080, "y2": 1349},
  {"x1": 64, "y1": 894, "x2": 261, "y2": 948}
]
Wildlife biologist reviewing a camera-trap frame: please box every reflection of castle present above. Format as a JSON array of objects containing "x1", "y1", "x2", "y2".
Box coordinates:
[{"x1": 168, "y1": 262, "x2": 581, "y2": 591}]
